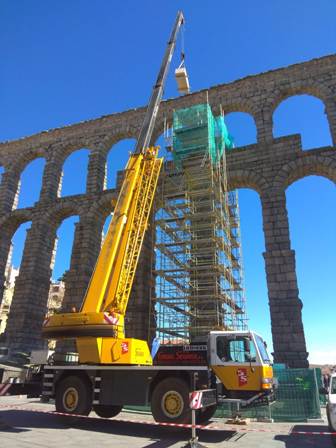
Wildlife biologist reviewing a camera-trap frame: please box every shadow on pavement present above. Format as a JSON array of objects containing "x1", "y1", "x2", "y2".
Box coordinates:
[
  {"x1": 275, "y1": 424, "x2": 336, "y2": 448},
  {"x1": 0, "y1": 409, "x2": 238, "y2": 446}
]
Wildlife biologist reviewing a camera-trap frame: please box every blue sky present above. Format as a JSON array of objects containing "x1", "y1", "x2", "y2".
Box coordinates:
[{"x1": 1, "y1": 1, "x2": 335, "y2": 364}]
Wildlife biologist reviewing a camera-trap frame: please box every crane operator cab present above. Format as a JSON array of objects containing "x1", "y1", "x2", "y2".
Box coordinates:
[{"x1": 208, "y1": 331, "x2": 274, "y2": 400}]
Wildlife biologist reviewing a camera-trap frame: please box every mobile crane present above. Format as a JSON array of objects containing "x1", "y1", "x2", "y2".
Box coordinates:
[{"x1": 37, "y1": 11, "x2": 273, "y2": 423}]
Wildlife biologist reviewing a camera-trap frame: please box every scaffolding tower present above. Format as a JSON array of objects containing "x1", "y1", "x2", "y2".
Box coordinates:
[{"x1": 151, "y1": 104, "x2": 247, "y2": 344}]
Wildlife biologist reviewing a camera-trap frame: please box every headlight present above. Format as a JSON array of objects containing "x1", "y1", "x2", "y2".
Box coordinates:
[{"x1": 261, "y1": 378, "x2": 273, "y2": 389}]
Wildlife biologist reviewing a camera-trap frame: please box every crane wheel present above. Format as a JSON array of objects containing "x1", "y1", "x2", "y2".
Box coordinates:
[
  {"x1": 151, "y1": 377, "x2": 190, "y2": 424},
  {"x1": 55, "y1": 375, "x2": 92, "y2": 416},
  {"x1": 93, "y1": 404, "x2": 123, "y2": 418}
]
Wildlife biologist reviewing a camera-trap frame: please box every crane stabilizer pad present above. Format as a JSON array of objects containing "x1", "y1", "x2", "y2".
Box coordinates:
[{"x1": 41, "y1": 325, "x2": 116, "y2": 339}]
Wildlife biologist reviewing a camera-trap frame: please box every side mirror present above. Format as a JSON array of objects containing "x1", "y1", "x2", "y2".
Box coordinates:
[{"x1": 319, "y1": 386, "x2": 328, "y2": 395}]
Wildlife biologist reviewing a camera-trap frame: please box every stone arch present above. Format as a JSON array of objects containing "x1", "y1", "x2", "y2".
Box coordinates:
[
  {"x1": 87, "y1": 191, "x2": 117, "y2": 221},
  {"x1": 224, "y1": 112, "x2": 257, "y2": 147},
  {"x1": 227, "y1": 169, "x2": 270, "y2": 195},
  {"x1": 285, "y1": 174, "x2": 336, "y2": 364},
  {"x1": 1, "y1": 150, "x2": 47, "y2": 211},
  {"x1": 0, "y1": 211, "x2": 33, "y2": 279},
  {"x1": 0, "y1": 216, "x2": 33, "y2": 335},
  {"x1": 59, "y1": 148, "x2": 91, "y2": 197},
  {"x1": 50, "y1": 214, "x2": 80, "y2": 282},
  {"x1": 231, "y1": 99, "x2": 275, "y2": 144},
  {"x1": 272, "y1": 93, "x2": 333, "y2": 149},
  {"x1": 220, "y1": 101, "x2": 256, "y2": 117},
  {"x1": 105, "y1": 138, "x2": 137, "y2": 190},
  {"x1": 0, "y1": 209, "x2": 33, "y2": 236},
  {"x1": 0, "y1": 220, "x2": 31, "y2": 338},
  {"x1": 39, "y1": 142, "x2": 94, "y2": 202},
  {"x1": 5, "y1": 219, "x2": 32, "y2": 268},
  {"x1": 85, "y1": 192, "x2": 116, "y2": 254},
  {"x1": 56, "y1": 141, "x2": 96, "y2": 165},
  {"x1": 270, "y1": 83, "x2": 332, "y2": 116},
  {"x1": 100, "y1": 130, "x2": 139, "y2": 156},
  {"x1": 273, "y1": 155, "x2": 336, "y2": 190},
  {"x1": 17, "y1": 157, "x2": 46, "y2": 209},
  {"x1": 43, "y1": 202, "x2": 83, "y2": 230},
  {"x1": 6, "y1": 147, "x2": 47, "y2": 175}
]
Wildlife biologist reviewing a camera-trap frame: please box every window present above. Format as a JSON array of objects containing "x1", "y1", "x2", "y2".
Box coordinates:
[
  {"x1": 216, "y1": 335, "x2": 256, "y2": 363},
  {"x1": 255, "y1": 335, "x2": 270, "y2": 364}
]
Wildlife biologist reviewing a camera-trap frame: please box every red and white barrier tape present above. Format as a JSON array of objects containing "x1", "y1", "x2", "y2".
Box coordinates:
[
  {"x1": 0, "y1": 404, "x2": 335, "y2": 436},
  {"x1": 0, "y1": 384, "x2": 12, "y2": 396},
  {"x1": 0, "y1": 404, "x2": 214, "y2": 430}
]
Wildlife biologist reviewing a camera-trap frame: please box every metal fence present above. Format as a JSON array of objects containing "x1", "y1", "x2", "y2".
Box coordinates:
[
  {"x1": 215, "y1": 366, "x2": 322, "y2": 422},
  {"x1": 124, "y1": 367, "x2": 323, "y2": 422}
]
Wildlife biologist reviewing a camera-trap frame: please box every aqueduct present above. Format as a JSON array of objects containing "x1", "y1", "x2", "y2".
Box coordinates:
[{"x1": 0, "y1": 54, "x2": 335, "y2": 367}]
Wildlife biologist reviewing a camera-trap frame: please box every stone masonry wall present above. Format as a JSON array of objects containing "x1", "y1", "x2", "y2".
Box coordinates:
[{"x1": 0, "y1": 54, "x2": 335, "y2": 367}]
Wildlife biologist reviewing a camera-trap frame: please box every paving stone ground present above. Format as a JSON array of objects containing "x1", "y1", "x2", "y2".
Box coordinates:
[{"x1": 0, "y1": 396, "x2": 335, "y2": 447}]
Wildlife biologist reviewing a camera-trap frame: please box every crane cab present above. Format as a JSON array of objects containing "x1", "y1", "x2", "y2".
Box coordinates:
[{"x1": 208, "y1": 331, "x2": 273, "y2": 397}]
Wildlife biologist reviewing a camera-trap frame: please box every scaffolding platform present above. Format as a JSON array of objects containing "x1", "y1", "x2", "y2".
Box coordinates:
[{"x1": 151, "y1": 104, "x2": 247, "y2": 344}]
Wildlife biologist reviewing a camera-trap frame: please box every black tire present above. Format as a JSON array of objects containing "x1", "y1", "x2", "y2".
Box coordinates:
[
  {"x1": 197, "y1": 404, "x2": 217, "y2": 424},
  {"x1": 55, "y1": 375, "x2": 92, "y2": 416},
  {"x1": 151, "y1": 377, "x2": 190, "y2": 423},
  {"x1": 93, "y1": 404, "x2": 123, "y2": 418}
]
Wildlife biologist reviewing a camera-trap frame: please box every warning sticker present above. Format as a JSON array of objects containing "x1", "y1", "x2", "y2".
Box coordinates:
[{"x1": 121, "y1": 342, "x2": 129, "y2": 354}]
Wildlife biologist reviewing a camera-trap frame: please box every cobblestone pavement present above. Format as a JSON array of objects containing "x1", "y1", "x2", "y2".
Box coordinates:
[{"x1": 0, "y1": 396, "x2": 335, "y2": 447}]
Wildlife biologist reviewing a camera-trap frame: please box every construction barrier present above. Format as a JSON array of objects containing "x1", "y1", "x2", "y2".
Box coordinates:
[
  {"x1": 0, "y1": 403, "x2": 335, "y2": 437},
  {"x1": 125, "y1": 367, "x2": 323, "y2": 422},
  {"x1": 215, "y1": 366, "x2": 322, "y2": 422}
]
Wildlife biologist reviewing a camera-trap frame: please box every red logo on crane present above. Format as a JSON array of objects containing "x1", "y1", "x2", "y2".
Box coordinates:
[
  {"x1": 121, "y1": 342, "x2": 129, "y2": 354},
  {"x1": 237, "y1": 368, "x2": 248, "y2": 386}
]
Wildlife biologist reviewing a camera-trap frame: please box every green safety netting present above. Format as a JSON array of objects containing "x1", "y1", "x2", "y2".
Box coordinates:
[
  {"x1": 172, "y1": 104, "x2": 234, "y2": 167},
  {"x1": 124, "y1": 367, "x2": 323, "y2": 422},
  {"x1": 215, "y1": 367, "x2": 322, "y2": 422}
]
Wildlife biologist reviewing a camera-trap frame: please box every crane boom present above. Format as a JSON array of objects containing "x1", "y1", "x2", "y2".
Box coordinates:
[
  {"x1": 135, "y1": 11, "x2": 184, "y2": 154},
  {"x1": 81, "y1": 148, "x2": 162, "y2": 317},
  {"x1": 42, "y1": 12, "x2": 186, "y2": 366}
]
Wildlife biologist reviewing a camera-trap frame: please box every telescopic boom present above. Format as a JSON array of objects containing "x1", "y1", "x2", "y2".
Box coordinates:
[{"x1": 134, "y1": 11, "x2": 184, "y2": 154}]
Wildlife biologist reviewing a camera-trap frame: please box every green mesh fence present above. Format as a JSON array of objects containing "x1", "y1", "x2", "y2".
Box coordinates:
[
  {"x1": 172, "y1": 104, "x2": 234, "y2": 167},
  {"x1": 124, "y1": 367, "x2": 322, "y2": 422},
  {"x1": 215, "y1": 367, "x2": 322, "y2": 422}
]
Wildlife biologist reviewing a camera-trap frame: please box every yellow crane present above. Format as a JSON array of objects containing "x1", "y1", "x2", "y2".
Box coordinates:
[
  {"x1": 42, "y1": 11, "x2": 185, "y2": 365},
  {"x1": 43, "y1": 147, "x2": 162, "y2": 365},
  {"x1": 39, "y1": 12, "x2": 274, "y2": 424}
]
